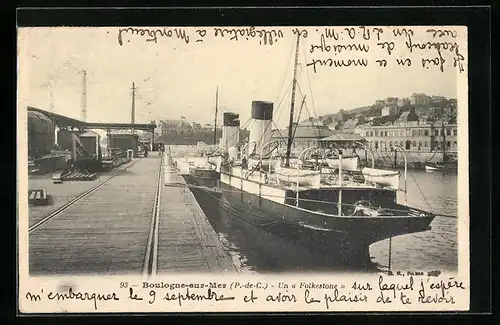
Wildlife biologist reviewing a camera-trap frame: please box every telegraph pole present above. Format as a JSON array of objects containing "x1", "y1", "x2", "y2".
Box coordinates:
[
  {"x1": 81, "y1": 70, "x2": 87, "y2": 121},
  {"x1": 49, "y1": 89, "x2": 55, "y2": 112},
  {"x1": 131, "y1": 82, "x2": 136, "y2": 134},
  {"x1": 213, "y1": 86, "x2": 218, "y2": 145}
]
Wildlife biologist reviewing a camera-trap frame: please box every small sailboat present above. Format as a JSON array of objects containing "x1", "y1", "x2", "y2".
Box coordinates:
[
  {"x1": 425, "y1": 156, "x2": 458, "y2": 172},
  {"x1": 425, "y1": 109, "x2": 458, "y2": 172},
  {"x1": 361, "y1": 167, "x2": 400, "y2": 189}
]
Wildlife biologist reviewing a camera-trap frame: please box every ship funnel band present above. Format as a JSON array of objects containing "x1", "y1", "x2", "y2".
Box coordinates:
[
  {"x1": 223, "y1": 112, "x2": 240, "y2": 127},
  {"x1": 251, "y1": 101, "x2": 274, "y2": 120}
]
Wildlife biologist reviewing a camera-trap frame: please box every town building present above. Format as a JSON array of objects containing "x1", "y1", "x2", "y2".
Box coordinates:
[
  {"x1": 428, "y1": 102, "x2": 457, "y2": 117},
  {"x1": 381, "y1": 106, "x2": 400, "y2": 117},
  {"x1": 397, "y1": 98, "x2": 410, "y2": 107},
  {"x1": 318, "y1": 133, "x2": 365, "y2": 149},
  {"x1": 361, "y1": 119, "x2": 458, "y2": 153},
  {"x1": 341, "y1": 118, "x2": 359, "y2": 134},
  {"x1": 385, "y1": 97, "x2": 398, "y2": 105},
  {"x1": 414, "y1": 106, "x2": 431, "y2": 116},
  {"x1": 410, "y1": 93, "x2": 432, "y2": 106},
  {"x1": 431, "y1": 95, "x2": 447, "y2": 103},
  {"x1": 353, "y1": 124, "x2": 365, "y2": 136},
  {"x1": 159, "y1": 119, "x2": 192, "y2": 136}
]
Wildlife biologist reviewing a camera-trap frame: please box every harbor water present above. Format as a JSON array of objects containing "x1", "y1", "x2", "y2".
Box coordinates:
[
  {"x1": 373, "y1": 169, "x2": 458, "y2": 272},
  {"x1": 186, "y1": 168, "x2": 458, "y2": 274}
]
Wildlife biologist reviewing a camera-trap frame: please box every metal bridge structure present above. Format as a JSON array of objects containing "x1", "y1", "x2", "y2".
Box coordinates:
[{"x1": 27, "y1": 106, "x2": 158, "y2": 148}]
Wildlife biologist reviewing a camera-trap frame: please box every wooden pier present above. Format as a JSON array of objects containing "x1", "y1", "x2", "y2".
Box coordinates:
[
  {"x1": 27, "y1": 156, "x2": 237, "y2": 276},
  {"x1": 157, "y1": 175, "x2": 236, "y2": 274}
]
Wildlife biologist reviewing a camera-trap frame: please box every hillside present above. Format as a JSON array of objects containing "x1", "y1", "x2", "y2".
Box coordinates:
[
  {"x1": 302, "y1": 96, "x2": 455, "y2": 126},
  {"x1": 302, "y1": 104, "x2": 379, "y2": 126}
]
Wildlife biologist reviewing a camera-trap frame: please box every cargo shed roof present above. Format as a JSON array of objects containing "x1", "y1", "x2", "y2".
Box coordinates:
[
  {"x1": 27, "y1": 106, "x2": 156, "y2": 132},
  {"x1": 28, "y1": 106, "x2": 82, "y2": 127}
]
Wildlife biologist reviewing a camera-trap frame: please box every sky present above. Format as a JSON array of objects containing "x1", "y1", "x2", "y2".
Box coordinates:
[{"x1": 18, "y1": 26, "x2": 466, "y2": 130}]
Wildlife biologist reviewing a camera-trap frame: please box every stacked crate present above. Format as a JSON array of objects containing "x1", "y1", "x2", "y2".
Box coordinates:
[{"x1": 28, "y1": 189, "x2": 49, "y2": 205}]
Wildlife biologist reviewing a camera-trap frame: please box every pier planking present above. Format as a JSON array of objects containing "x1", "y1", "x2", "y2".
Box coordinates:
[
  {"x1": 29, "y1": 158, "x2": 160, "y2": 275},
  {"x1": 156, "y1": 173, "x2": 238, "y2": 274},
  {"x1": 27, "y1": 160, "x2": 137, "y2": 228},
  {"x1": 28, "y1": 156, "x2": 237, "y2": 276}
]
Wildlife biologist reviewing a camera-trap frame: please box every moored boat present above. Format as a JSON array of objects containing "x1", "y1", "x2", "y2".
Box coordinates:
[
  {"x1": 425, "y1": 160, "x2": 458, "y2": 172},
  {"x1": 324, "y1": 155, "x2": 359, "y2": 171},
  {"x1": 361, "y1": 167, "x2": 400, "y2": 189},
  {"x1": 425, "y1": 107, "x2": 458, "y2": 173},
  {"x1": 424, "y1": 164, "x2": 439, "y2": 171},
  {"x1": 188, "y1": 159, "x2": 220, "y2": 188},
  {"x1": 185, "y1": 33, "x2": 436, "y2": 266}
]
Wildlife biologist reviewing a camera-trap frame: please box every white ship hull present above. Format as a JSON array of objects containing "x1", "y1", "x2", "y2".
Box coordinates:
[
  {"x1": 361, "y1": 167, "x2": 400, "y2": 189},
  {"x1": 324, "y1": 156, "x2": 359, "y2": 171},
  {"x1": 425, "y1": 164, "x2": 439, "y2": 171},
  {"x1": 275, "y1": 167, "x2": 321, "y2": 187}
]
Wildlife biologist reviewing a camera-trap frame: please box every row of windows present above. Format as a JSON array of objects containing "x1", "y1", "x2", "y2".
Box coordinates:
[
  {"x1": 369, "y1": 140, "x2": 457, "y2": 150},
  {"x1": 277, "y1": 139, "x2": 458, "y2": 150},
  {"x1": 365, "y1": 128, "x2": 458, "y2": 137},
  {"x1": 434, "y1": 128, "x2": 458, "y2": 136},
  {"x1": 292, "y1": 140, "x2": 318, "y2": 148}
]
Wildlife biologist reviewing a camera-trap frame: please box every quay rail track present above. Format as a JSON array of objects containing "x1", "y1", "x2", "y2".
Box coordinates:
[
  {"x1": 28, "y1": 159, "x2": 141, "y2": 234},
  {"x1": 143, "y1": 154, "x2": 164, "y2": 277},
  {"x1": 29, "y1": 156, "x2": 166, "y2": 277}
]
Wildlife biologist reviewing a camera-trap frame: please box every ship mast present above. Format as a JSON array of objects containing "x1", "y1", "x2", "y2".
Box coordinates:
[
  {"x1": 284, "y1": 33, "x2": 301, "y2": 168},
  {"x1": 213, "y1": 86, "x2": 219, "y2": 145},
  {"x1": 441, "y1": 106, "x2": 447, "y2": 163}
]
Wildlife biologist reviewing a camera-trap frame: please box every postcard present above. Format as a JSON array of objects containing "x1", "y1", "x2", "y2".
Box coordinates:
[{"x1": 18, "y1": 25, "x2": 469, "y2": 313}]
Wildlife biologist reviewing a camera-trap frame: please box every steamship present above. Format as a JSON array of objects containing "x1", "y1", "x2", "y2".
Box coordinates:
[{"x1": 185, "y1": 34, "x2": 436, "y2": 265}]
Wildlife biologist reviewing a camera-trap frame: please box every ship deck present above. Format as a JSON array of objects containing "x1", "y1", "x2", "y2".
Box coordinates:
[{"x1": 221, "y1": 169, "x2": 398, "y2": 192}]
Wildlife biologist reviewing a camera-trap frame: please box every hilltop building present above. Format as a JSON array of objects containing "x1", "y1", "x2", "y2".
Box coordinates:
[
  {"x1": 397, "y1": 98, "x2": 411, "y2": 107},
  {"x1": 410, "y1": 93, "x2": 432, "y2": 106},
  {"x1": 382, "y1": 106, "x2": 400, "y2": 117}
]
